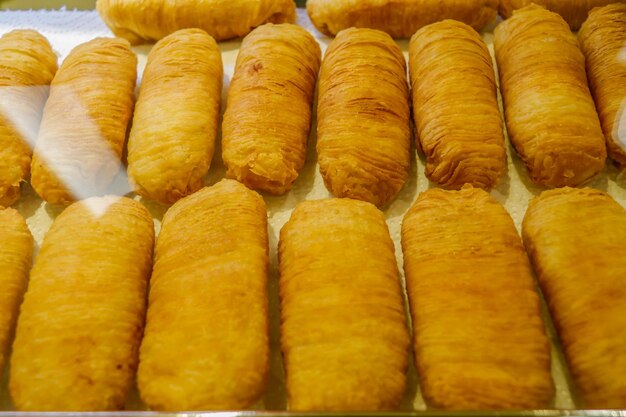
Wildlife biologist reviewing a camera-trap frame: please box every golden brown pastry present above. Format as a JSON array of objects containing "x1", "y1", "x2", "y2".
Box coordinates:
[
  {"x1": 401, "y1": 186, "x2": 554, "y2": 410},
  {"x1": 0, "y1": 207, "x2": 33, "y2": 373},
  {"x1": 317, "y1": 28, "x2": 410, "y2": 207},
  {"x1": 494, "y1": 5, "x2": 606, "y2": 188},
  {"x1": 138, "y1": 179, "x2": 269, "y2": 411},
  {"x1": 522, "y1": 187, "x2": 626, "y2": 409},
  {"x1": 9, "y1": 196, "x2": 154, "y2": 411},
  {"x1": 222, "y1": 24, "x2": 321, "y2": 195},
  {"x1": 127, "y1": 29, "x2": 222, "y2": 205},
  {"x1": 279, "y1": 198, "x2": 410, "y2": 411},
  {"x1": 500, "y1": 0, "x2": 625, "y2": 30},
  {"x1": 409, "y1": 21, "x2": 505, "y2": 190},
  {"x1": 579, "y1": 3, "x2": 626, "y2": 168},
  {"x1": 30, "y1": 38, "x2": 136, "y2": 205},
  {"x1": 0, "y1": 30, "x2": 57, "y2": 207},
  {"x1": 97, "y1": 0, "x2": 296, "y2": 45},
  {"x1": 307, "y1": 0, "x2": 498, "y2": 38}
]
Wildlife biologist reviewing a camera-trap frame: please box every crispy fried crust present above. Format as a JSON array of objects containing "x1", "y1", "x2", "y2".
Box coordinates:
[
  {"x1": 96, "y1": 0, "x2": 296, "y2": 44},
  {"x1": 402, "y1": 186, "x2": 554, "y2": 410},
  {"x1": 279, "y1": 198, "x2": 410, "y2": 411},
  {"x1": 494, "y1": 5, "x2": 606, "y2": 188},
  {"x1": 409, "y1": 21, "x2": 505, "y2": 190},
  {"x1": 522, "y1": 187, "x2": 626, "y2": 409},
  {"x1": 499, "y1": 0, "x2": 624, "y2": 30},
  {"x1": 0, "y1": 208, "x2": 32, "y2": 373},
  {"x1": 317, "y1": 28, "x2": 410, "y2": 207},
  {"x1": 9, "y1": 196, "x2": 154, "y2": 411},
  {"x1": 222, "y1": 24, "x2": 321, "y2": 195},
  {"x1": 306, "y1": 0, "x2": 498, "y2": 38},
  {"x1": 138, "y1": 179, "x2": 269, "y2": 411},
  {"x1": 579, "y1": 4, "x2": 626, "y2": 168},
  {"x1": 0, "y1": 30, "x2": 56, "y2": 207},
  {"x1": 30, "y1": 38, "x2": 136, "y2": 205},
  {"x1": 127, "y1": 29, "x2": 222, "y2": 205}
]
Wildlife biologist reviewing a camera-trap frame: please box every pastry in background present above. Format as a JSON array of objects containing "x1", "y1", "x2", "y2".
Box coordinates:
[
  {"x1": 97, "y1": 0, "x2": 296, "y2": 44},
  {"x1": 279, "y1": 198, "x2": 410, "y2": 411},
  {"x1": 30, "y1": 38, "x2": 136, "y2": 205},
  {"x1": 138, "y1": 179, "x2": 269, "y2": 410},
  {"x1": 410, "y1": 20, "x2": 505, "y2": 190},
  {"x1": 579, "y1": 3, "x2": 626, "y2": 169},
  {"x1": 0, "y1": 207, "x2": 33, "y2": 374},
  {"x1": 0, "y1": 30, "x2": 57, "y2": 207},
  {"x1": 222, "y1": 23, "x2": 321, "y2": 195},
  {"x1": 402, "y1": 186, "x2": 554, "y2": 410},
  {"x1": 317, "y1": 28, "x2": 410, "y2": 207},
  {"x1": 522, "y1": 187, "x2": 626, "y2": 409},
  {"x1": 499, "y1": 0, "x2": 625, "y2": 30},
  {"x1": 494, "y1": 5, "x2": 606, "y2": 188},
  {"x1": 10, "y1": 196, "x2": 154, "y2": 411},
  {"x1": 307, "y1": 0, "x2": 498, "y2": 38},
  {"x1": 127, "y1": 29, "x2": 222, "y2": 205}
]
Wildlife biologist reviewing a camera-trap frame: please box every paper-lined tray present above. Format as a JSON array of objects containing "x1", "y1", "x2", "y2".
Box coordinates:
[{"x1": 0, "y1": 6, "x2": 625, "y2": 414}]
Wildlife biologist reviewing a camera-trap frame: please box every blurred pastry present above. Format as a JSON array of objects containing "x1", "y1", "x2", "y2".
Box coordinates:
[
  {"x1": 579, "y1": 3, "x2": 626, "y2": 168},
  {"x1": 410, "y1": 20, "x2": 505, "y2": 190},
  {"x1": 0, "y1": 30, "x2": 56, "y2": 206},
  {"x1": 10, "y1": 196, "x2": 154, "y2": 411},
  {"x1": 522, "y1": 187, "x2": 626, "y2": 409},
  {"x1": 138, "y1": 179, "x2": 269, "y2": 411},
  {"x1": 494, "y1": 5, "x2": 606, "y2": 188},
  {"x1": 279, "y1": 198, "x2": 410, "y2": 411},
  {"x1": 0, "y1": 207, "x2": 32, "y2": 373},
  {"x1": 97, "y1": 0, "x2": 296, "y2": 44},
  {"x1": 30, "y1": 37, "x2": 136, "y2": 205},
  {"x1": 307, "y1": 0, "x2": 498, "y2": 38},
  {"x1": 317, "y1": 28, "x2": 410, "y2": 207},
  {"x1": 222, "y1": 23, "x2": 321, "y2": 195},
  {"x1": 402, "y1": 186, "x2": 554, "y2": 410},
  {"x1": 127, "y1": 29, "x2": 222, "y2": 205},
  {"x1": 499, "y1": 0, "x2": 624, "y2": 29}
]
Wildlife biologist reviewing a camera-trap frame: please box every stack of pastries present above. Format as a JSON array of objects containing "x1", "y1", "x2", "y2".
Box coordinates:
[{"x1": 1, "y1": 0, "x2": 626, "y2": 413}]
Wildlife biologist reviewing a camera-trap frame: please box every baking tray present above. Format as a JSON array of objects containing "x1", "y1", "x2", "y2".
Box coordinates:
[{"x1": 0, "y1": 4, "x2": 625, "y2": 416}]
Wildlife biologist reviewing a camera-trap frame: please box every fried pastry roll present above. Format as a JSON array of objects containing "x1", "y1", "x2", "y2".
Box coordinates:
[
  {"x1": 97, "y1": 0, "x2": 296, "y2": 44},
  {"x1": 401, "y1": 186, "x2": 554, "y2": 410},
  {"x1": 579, "y1": 4, "x2": 626, "y2": 168},
  {"x1": 317, "y1": 28, "x2": 410, "y2": 207},
  {"x1": 279, "y1": 198, "x2": 410, "y2": 411},
  {"x1": 0, "y1": 208, "x2": 33, "y2": 373},
  {"x1": 306, "y1": 0, "x2": 498, "y2": 38},
  {"x1": 0, "y1": 30, "x2": 57, "y2": 207},
  {"x1": 500, "y1": 0, "x2": 624, "y2": 30},
  {"x1": 30, "y1": 38, "x2": 137, "y2": 205},
  {"x1": 9, "y1": 196, "x2": 154, "y2": 411},
  {"x1": 494, "y1": 5, "x2": 606, "y2": 188},
  {"x1": 138, "y1": 179, "x2": 269, "y2": 411},
  {"x1": 127, "y1": 29, "x2": 222, "y2": 205},
  {"x1": 222, "y1": 24, "x2": 321, "y2": 195},
  {"x1": 522, "y1": 187, "x2": 626, "y2": 409},
  {"x1": 409, "y1": 21, "x2": 505, "y2": 190}
]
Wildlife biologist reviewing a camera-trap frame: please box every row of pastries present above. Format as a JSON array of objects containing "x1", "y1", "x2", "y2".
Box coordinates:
[
  {"x1": 1, "y1": 181, "x2": 625, "y2": 411},
  {"x1": 94, "y1": 0, "x2": 626, "y2": 42},
  {"x1": 1, "y1": 3, "x2": 625, "y2": 209}
]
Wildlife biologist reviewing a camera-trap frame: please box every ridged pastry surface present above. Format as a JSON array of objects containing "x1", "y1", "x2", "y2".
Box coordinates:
[
  {"x1": 138, "y1": 179, "x2": 269, "y2": 411},
  {"x1": 279, "y1": 198, "x2": 410, "y2": 411},
  {"x1": 222, "y1": 23, "x2": 321, "y2": 195},
  {"x1": 317, "y1": 28, "x2": 410, "y2": 207},
  {"x1": 522, "y1": 187, "x2": 626, "y2": 409},
  {"x1": 9, "y1": 196, "x2": 154, "y2": 411},
  {"x1": 410, "y1": 20, "x2": 505, "y2": 190},
  {"x1": 494, "y1": 5, "x2": 606, "y2": 188},
  {"x1": 127, "y1": 29, "x2": 222, "y2": 205}
]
